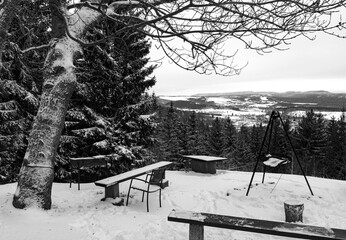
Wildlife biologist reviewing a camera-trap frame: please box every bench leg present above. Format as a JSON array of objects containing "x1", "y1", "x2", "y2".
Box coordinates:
[
  {"x1": 189, "y1": 224, "x2": 204, "y2": 240},
  {"x1": 101, "y1": 184, "x2": 119, "y2": 201}
]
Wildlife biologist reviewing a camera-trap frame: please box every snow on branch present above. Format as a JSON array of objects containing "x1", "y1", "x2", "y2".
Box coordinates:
[
  {"x1": 9, "y1": 39, "x2": 58, "y2": 55},
  {"x1": 71, "y1": 127, "x2": 106, "y2": 139},
  {"x1": 0, "y1": 80, "x2": 39, "y2": 113}
]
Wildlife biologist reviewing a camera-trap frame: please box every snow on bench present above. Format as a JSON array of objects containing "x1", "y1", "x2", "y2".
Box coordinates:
[
  {"x1": 94, "y1": 161, "x2": 172, "y2": 201},
  {"x1": 167, "y1": 209, "x2": 346, "y2": 240}
]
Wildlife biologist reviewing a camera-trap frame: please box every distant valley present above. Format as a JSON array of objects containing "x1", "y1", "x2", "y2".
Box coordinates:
[{"x1": 158, "y1": 91, "x2": 346, "y2": 127}]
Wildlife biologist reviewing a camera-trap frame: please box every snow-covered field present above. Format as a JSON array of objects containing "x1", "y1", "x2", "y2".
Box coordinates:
[
  {"x1": 1, "y1": 170, "x2": 346, "y2": 240},
  {"x1": 160, "y1": 95, "x2": 345, "y2": 128}
]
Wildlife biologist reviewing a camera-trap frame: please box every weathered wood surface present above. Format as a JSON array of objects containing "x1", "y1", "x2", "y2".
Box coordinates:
[
  {"x1": 168, "y1": 209, "x2": 346, "y2": 240},
  {"x1": 95, "y1": 161, "x2": 172, "y2": 187},
  {"x1": 189, "y1": 224, "x2": 204, "y2": 240}
]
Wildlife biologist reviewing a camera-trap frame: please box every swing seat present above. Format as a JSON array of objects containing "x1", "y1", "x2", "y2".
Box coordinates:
[{"x1": 262, "y1": 154, "x2": 290, "y2": 168}]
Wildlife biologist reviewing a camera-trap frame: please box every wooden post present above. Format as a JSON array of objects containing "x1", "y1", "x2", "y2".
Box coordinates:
[
  {"x1": 284, "y1": 200, "x2": 304, "y2": 223},
  {"x1": 189, "y1": 224, "x2": 204, "y2": 240},
  {"x1": 101, "y1": 184, "x2": 119, "y2": 200}
]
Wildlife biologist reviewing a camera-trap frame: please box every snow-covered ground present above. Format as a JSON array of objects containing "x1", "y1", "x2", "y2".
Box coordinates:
[{"x1": 1, "y1": 170, "x2": 346, "y2": 240}]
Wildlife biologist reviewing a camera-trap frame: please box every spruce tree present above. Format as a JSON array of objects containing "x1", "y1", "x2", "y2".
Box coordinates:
[
  {"x1": 336, "y1": 110, "x2": 346, "y2": 179},
  {"x1": 0, "y1": 2, "x2": 157, "y2": 182},
  {"x1": 222, "y1": 117, "x2": 237, "y2": 154},
  {"x1": 195, "y1": 119, "x2": 210, "y2": 155},
  {"x1": 208, "y1": 117, "x2": 224, "y2": 156},
  {"x1": 294, "y1": 109, "x2": 327, "y2": 176},
  {"x1": 186, "y1": 111, "x2": 199, "y2": 155},
  {"x1": 249, "y1": 124, "x2": 265, "y2": 158},
  {"x1": 158, "y1": 102, "x2": 181, "y2": 164},
  {"x1": 326, "y1": 116, "x2": 339, "y2": 178},
  {"x1": 0, "y1": 0, "x2": 46, "y2": 183},
  {"x1": 222, "y1": 117, "x2": 237, "y2": 168},
  {"x1": 58, "y1": 15, "x2": 157, "y2": 178},
  {"x1": 232, "y1": 125, "x2": 256, "y2": 171}
]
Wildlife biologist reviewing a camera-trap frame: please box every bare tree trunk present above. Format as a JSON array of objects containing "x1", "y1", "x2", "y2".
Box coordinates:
[
  {"x1": 12, "y1": 1, "x2": 97, "y2": 209},
  {"x1": 12, "y1": 38, "x2": 80, "y2": 209}
]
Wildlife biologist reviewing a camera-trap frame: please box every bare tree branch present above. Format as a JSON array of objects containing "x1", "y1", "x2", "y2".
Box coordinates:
[
  {"x1": 65, "y1": 0, "x2": 346, "y2": 75},
  {"x1": 9, "y1": 39, "x2": 58, "y2": 54}
]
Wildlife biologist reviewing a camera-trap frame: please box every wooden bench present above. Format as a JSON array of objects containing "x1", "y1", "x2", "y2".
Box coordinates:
[
  {"x1": 182, "y1": 155, "x2": 227, "y2": 174},
  {"x1": 168, "y1": 209, "x2": 346, "y2": 240},
  {"x1": 70, "y1": 155, "x2": 111, "y2": 190},
  {"x1": 94, "y1": 161, "x2": 172, "y2": 201}
]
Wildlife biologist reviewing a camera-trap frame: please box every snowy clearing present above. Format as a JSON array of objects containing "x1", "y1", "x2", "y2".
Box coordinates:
[{"x1": 1, "y1": 170, "x2": 346, "y2": 240}]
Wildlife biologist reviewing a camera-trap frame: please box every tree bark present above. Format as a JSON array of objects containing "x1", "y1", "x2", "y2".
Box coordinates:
[
  {"x1": 12, "y1": 2, "x2": 99, "y2": 209},
  {"x1": 12, "y1": 37, "x2": 80, "y2": 209}
]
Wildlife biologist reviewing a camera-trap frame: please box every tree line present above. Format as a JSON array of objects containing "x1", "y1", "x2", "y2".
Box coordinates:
[{"x1": 152, "y1": 103, "x2": 346, "y2": 180}]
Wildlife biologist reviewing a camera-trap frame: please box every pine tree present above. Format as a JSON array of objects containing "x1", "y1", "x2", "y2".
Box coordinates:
[
  {"x1": 57, "y1": 17, "x2": 157, "y2": 179},
  {"x1": 232, "y1": 125, "x2": 256, "y2": 171},
  {"x1": 208, "y1": 117, "x2": 224, "y2": 156},
  {"x1": 294, "y1": 109, "x2": 328, "y2": 176},
  {"x1": 0, "y1": 2, "x2": 157, "y2": 183},
  {"x1": 249, "y1": 124, "x2": 265, "y2": 158},
  {"x1": 177, "y1": 120, "x2": 189, "y2": 156},
  {"x1": 0, "y1": 0, "x2": 47, "y2": 183},
  {"x1": 186, "y1": 111, "x2": 199, "y2": 155},
  {"x1": 222, "y1": 117, "x2": 237, "y2": 168},
  {"x1": 195, "y1": 119, "x2": 210, "y2": 155},
  {"x1": 222, "y1": 117, "x2": 237, "y2": 154},
  {"x1": 326, "y1": 116, "x2": 339, "y2": 178},
  {"x1": 158, "y1": 102, "x2": 181, "y2": 164},
  {"x1": 336, "y1": 110, "x2": 346, "y2": 179}
]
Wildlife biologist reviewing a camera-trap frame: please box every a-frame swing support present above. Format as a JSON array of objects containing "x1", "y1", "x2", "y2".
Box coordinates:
[{"x1": 246, "y1": 110, "x2": 313, "y2": 196}]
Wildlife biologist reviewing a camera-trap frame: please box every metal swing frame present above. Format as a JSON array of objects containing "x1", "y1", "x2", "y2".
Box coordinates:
[{"x1": 246, "y1": 110, "x2": 313, "y2": 196}]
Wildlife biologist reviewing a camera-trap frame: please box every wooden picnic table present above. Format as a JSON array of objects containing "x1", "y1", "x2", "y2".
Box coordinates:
[
  {"x1": 183, "y1": 155, "x2": 227, "y2": 174},
  {"x1": 70, "y1": 155, "x2": 111, "y2": 190},
  {"x1": 94, "y1": 161, "x2": 172, "y2": 201}
]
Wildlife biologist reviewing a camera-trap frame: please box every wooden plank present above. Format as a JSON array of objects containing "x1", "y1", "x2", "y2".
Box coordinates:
[
  {"x1": 168, "y1": 210, "x2": 346, "y2": 240},
  {"x1": 183, "y1": 155, "x2": 227, "y2": 162},
  {"x1": 103, "y1": 184, "x2": 120, "y2": 200},
  {"x1": 94, "y1": 161, "x2": 172, "y2": 187}
]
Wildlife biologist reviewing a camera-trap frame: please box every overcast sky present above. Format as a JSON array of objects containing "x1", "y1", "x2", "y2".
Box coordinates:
[{"x1": 150, "y1": 32, "x2": 346, "y2": 96}]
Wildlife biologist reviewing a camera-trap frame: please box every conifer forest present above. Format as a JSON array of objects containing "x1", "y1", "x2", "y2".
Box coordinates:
[{"x1": 152, "y1": 104, "x2": 346, "y2": 181}]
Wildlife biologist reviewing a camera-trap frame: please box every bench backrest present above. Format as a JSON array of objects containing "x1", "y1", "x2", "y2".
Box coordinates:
[{"x1": 168, "y1": 209, "x2": 346, "y2": 240}]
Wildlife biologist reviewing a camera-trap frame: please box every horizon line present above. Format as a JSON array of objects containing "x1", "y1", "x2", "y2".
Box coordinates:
[{"x1": 155, "y1": 89, "x2": 346, "y2": 97}]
